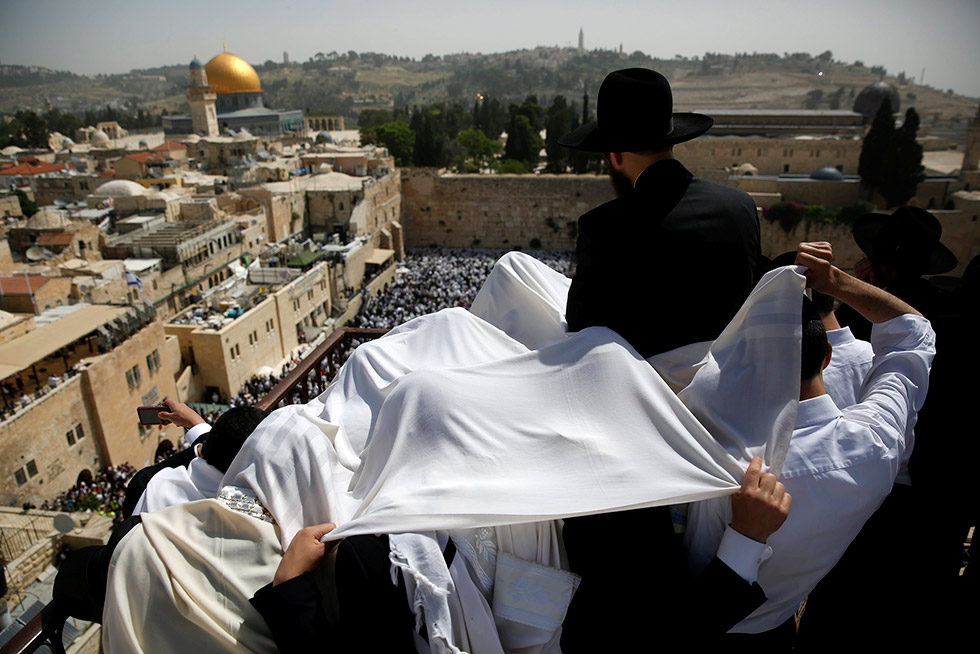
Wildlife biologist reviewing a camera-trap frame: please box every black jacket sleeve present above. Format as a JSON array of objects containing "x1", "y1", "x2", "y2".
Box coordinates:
[{"x1": 560, "y1": 507, "x2": 766, "y2": 652}]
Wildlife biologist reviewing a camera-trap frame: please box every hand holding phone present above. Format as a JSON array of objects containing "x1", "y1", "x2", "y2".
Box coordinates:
[{"x1": 137, "y1": 405, "x2": 168, "y2": 425}]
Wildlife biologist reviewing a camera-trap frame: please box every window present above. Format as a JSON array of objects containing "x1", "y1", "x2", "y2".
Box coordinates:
[
  {"x1": 126, "y1": 368, "x2": 135, "y2": 389},
  {"x1": 131, "y1": 365, "x2": 141, "y2": 386},
  {"x1": 307, "y1": 289, "x2": 314, "y2": 301},
  {"x1": 75, "y1": 424, "x2": 85, "y2": 441},
  {"x1": 26, "y1": 459, "x2": 38, "y2": 477},
  {"x1": 66, "y1": 429, "x2": 76, "y2": 446},
  {"x1": 293, "y1": 299, "x2": 301, "y2": 311},
  {"x1": 146, "y1": 350, "x2": 161, "y2": 374},
  {"x1": 15, "y1": 469, "x2": 27, "y2": 486}
]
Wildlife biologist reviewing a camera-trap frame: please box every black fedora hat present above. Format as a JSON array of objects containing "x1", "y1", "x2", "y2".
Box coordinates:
[
  {"x1": 852, "y1": 206, "x2": 957, "y2": 275},
  {"x1": 557, "y1": 68, "x2": 713, "y2": 152}
]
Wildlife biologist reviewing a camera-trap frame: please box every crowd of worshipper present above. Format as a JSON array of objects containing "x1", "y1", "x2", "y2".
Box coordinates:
[
  {"x1": 0, "y1": 367, "x2": 81, "y2": 422},
  {"x1": 350, "y1": 247, "x2": 574, "y2": 329},
  {"x1": 38, "y1": 464, "x2": 137, "y2": 523}
]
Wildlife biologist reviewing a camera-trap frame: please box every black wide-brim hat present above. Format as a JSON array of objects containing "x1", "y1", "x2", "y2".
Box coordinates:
[
  {"x1": 853, "y1": 206, "x2": 957, "y2": 275},
  {"x1": 558, "y1": 68, "x2": 713, "y2": 152}
]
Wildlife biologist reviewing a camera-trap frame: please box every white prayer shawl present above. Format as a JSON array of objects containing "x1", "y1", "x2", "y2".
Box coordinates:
[
  {"x1": 103, "y1": 500, "x2": 281, "y2": 654},
  {"x1": 132, "y1": 456, "x2": 224, "y2": 515},
  {"x1": 216, "y1": 255, "x2": 805, "y2": 653}
]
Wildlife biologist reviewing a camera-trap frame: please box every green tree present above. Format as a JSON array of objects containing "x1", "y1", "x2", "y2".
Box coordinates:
[
  {"x1": 544, "y1": 96, "x2": 574, "y2": 173},
  {"x1": 15, "y1": 190, "x2": 38, "y2": 218},
  {"x1": 357, "y1": 109, "x2": 395, "y2": 130},
  {"x1": 495, "y1": 159, "x2": 530, "y2": 174},
  {"x1": 372, "y1": 122, "x2": 415, "y2": 166},
  {"x1": 454, "y1": 128, "x2": 500, "y2": 172},
  {"x1": 880, "y1": 108, "x2": 925, "y2": 208},
  {"x1": 412, "y1": 107, "x2": 449, "y2": 167},
  {"x1": 503, "y1": 114, "x2": 542, "y2": 170},
  {"x1": 858, "y1": 98, "x2": 894, "y2": 196}
]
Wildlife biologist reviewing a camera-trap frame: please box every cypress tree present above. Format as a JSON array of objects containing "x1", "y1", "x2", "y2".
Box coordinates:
[
  {"x1": 544, "y1": 96, "x2": 572, "y2": 173},
  {"x1": 858, "y1": 97, "x2": 894, "y2": 195},
  {"x1": 880, "y1": 108, "x2": 925, "y2": 208}
]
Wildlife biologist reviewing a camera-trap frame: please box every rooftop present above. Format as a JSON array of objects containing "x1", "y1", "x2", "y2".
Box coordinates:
[
  {"x1": 35, "y1": 232, "x2": 74, "y2": 247},
  {"x1": 0, "y1": 161, "x2": 71, "y2": 176},
  {"x1": 0, "y1": 303, "x2": 129, "y2": 378},
  {"x1": 0, "y1": 274, "x2": 49, "y2": 295}
]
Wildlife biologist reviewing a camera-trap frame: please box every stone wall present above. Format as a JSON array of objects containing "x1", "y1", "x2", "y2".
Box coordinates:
[
  {"x1": 760, "y1": 210, "x2": 977, "y2": 276},
  {"x1": 400, "y1": 168, "x2": 976, "y2": 276},
  {"x1": 400, "y1": 169, "x2": 614, "y2": 250},
  {"x1": 0, "y1": 377, "x2": 101, "y2": 504},
  {"x1": 79, "y1": 323, "x2": 183, "y2": 469}
]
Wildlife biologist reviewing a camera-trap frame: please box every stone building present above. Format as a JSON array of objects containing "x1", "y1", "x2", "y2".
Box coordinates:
[
  {"x1": 676, "y1": 134, "x2": 862, "y2": 177},
  {"x1": 0, "y1": 304, "x2": 183, "y2": 504},
  {"x1": 163, "y1": 50, "x2": 304, "y2": 137},
  {"x1": 304, "y1": 115, "x2": 345, "y2": 132},
  {"x1": 165, "y1": 261, "x2": 333, "y2": 401},
  {"x1": 5, "y1": 209, "x2": 104, "y2": 263},
  {"x1": 33, "y1": 173, "x2": 106, "y2": 206}
]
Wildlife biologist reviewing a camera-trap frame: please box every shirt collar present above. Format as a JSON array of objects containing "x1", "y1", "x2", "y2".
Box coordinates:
[
  {"x1": 795, "y1": 394, "x2": 841, "y2": 428},
  {"x1": 826, "y1": 326, "x2": 856, "y2": 347}
]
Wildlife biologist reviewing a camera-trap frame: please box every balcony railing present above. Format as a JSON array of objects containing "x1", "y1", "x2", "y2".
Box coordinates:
[
  {"x1": 0, "y1": 326, "x2": 388, "y2": 654},
  {"x1": 256, "y1": 327, "x2": 387, "y2": 410}
]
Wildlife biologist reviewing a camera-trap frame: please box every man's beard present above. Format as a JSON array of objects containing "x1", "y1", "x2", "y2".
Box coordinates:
[{"x1": 605, "y1": 155, "x2": 634, "y2": 198}]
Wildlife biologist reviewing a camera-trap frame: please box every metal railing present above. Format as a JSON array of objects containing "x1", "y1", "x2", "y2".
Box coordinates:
[
  {"x1": 256, "y1": 327, "x2": 387, "y2": 410},
  {"x1": 0, "y1": 326, "x2": 388, "y2": 654},
  {"x1": 0, "y1": 601, "x2": 69, "y2": 654}
]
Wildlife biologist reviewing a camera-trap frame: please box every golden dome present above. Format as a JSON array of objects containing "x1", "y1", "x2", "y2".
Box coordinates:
[{"x1": 204, "y1": 51, "x2": 262, "y2": 95}]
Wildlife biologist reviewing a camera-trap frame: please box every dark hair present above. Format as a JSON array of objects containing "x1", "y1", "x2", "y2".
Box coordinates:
[
  {"x1": 810, "y1": 289, "x2": 836, "y2": 316},
  {"x1": 801, "y1": 296, "x2": 829, "y2": 381},
  {"x1": 200, "y1": 406, "x2": 269, "y2": 473}
]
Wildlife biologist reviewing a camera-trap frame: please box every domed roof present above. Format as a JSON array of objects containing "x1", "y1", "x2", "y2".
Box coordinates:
[
  {"x1": 204, "y1": 51, "x2": 262, "y2": 95},
  {"x1": 853, "y1": 81, "x2": 900, "y2": 117},
  {"x1": 27, "y1": 209, "x2": 71, "y2": 230},
  {"x1": 190, "y1": 57, "x2": 203, "y2": 69},
  {"x1": 61, "y1": 137, "x2": 75, "y2": 146},
  {"x1": 183, "y1": 133, "x2": 201, "y2": 144},
  {"x1": 810, "y1": 167, "x2": 845, "y2": 181},
  {"x1": 316, "y1": 131, "x2": 333, "y2": 143},
  {"x1": 233, "y1": 129, "x2": 254, "y2": 141},
  {"x1": 90, "y1": 129, "x2": 110, "y2": 145},
  {"x1": 95, "y1": 179, "x2": 148, "y2": 197}
]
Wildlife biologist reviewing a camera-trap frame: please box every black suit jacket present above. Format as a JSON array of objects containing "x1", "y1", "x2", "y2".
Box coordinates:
[
  {"x1": 566, "y1": 158, "x2": 760, "y2": 358},
  {"x1": 561, "y1": 159, "x2": 764, "y2": 649}
]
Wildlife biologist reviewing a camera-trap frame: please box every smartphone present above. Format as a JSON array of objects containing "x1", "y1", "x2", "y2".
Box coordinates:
[{"x1": 137, "y1": 405, "x2": 167, "y2": 425}]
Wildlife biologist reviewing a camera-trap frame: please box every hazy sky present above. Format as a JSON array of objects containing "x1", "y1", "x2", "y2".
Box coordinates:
[{"x1": 2, "y1": 0, "x2": 978, "y2": 97}]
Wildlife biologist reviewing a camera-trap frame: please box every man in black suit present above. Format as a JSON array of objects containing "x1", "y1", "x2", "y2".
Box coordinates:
[{"x1": 557, "y1": 68, "x2": 772, "y2": 649}]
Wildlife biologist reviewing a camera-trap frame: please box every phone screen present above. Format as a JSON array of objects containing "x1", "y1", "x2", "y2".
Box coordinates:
[{"x1": 137, "y1": 406, "x2": 163, "y2": 425}]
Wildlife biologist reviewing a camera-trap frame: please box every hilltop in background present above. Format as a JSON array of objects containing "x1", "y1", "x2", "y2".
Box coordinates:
[{"x1": 2, "y1": 48, "x2": 976, "y2": 134}]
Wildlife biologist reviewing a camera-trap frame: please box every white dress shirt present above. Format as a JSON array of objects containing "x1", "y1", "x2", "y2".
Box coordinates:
[
  {"x1": 133, "y1": 423, "x2": 219, "y2": 515},
  {"x1": 823, "y1": 326, "x2": 873, "y2": 409},
  {"x1": 685, "y1": 314, "x2": 935, "y2": 633}
]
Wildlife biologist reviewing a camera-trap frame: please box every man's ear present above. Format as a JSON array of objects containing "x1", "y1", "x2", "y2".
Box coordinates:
[
  {"x1": 609, "y1": 152, "x2": 624, "y2": 167},
  {"x1": 822, "y1": 341, "x2": 833, "y2": 371}
]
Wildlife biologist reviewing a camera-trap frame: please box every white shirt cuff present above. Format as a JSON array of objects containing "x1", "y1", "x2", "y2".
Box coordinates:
[
  {"x1": 716, "y1": 526, "x2": 773, "y2": 584},
  {"x1": 184, "y1": 423, "x2": 212, "y2": 448}
]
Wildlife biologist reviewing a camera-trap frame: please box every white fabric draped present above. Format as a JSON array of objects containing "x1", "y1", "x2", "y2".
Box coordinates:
[
  {"x1": 225, "y1": 255, "x2": 804, "y2": 550},
  {"x1": 104, "y1": 253, "x2": 807, "y2": 654}
]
